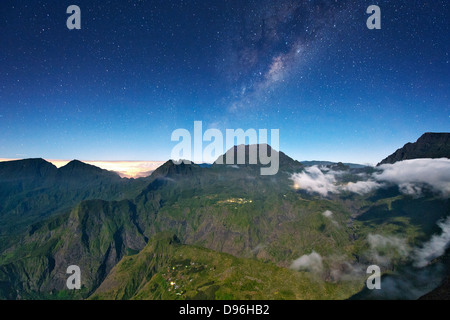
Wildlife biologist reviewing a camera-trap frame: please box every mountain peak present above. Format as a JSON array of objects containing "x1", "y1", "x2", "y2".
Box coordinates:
[
  {"x1": 58, "y1": 160, "x2": 121, "y2": 179},
  {"x1": 0, "y1": 158, "x2": 57, "y2": 179},
  {"x1": 67, "y1": 159, "x2": 84, "y2": 165},
  {"x1": 1, "y1": 158, "x2": 53, "y2": 166},
  {"x1": 152, "y1": 160, "x2": 200, "y2": 177},
  {"x1": 378, "y1": 132, "x2": 450, "y2": 165},
  {"x1": 60, "y1": 159, "x2": 100, "y2": 171},
  {"x1": 213, "y1": 144, "x2": 302, "y2": 171}
]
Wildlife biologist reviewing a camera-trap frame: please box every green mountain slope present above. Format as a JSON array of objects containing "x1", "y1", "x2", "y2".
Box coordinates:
[
  {"x1": 0, "y1": 143, "x2": 448, "y2": 300},
  {"x1": 0, "y1": 149, "x2": 361, "y2": 299},
  {"x1": 0, "y1": 199, "x2": 147, "y2": 299},
  {"x1": 90, "y1": 233, "x2": 361, "y2": 300},
  {"x1": 0, "y1": 159, "x2": 152, "y2": 236}
]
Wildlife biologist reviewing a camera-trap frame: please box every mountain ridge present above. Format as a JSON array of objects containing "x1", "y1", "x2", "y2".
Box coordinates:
[
  {"x1": 378, "y1": 132, "x2": 450, "y2": 166},
  {"x1": 0, "y1": 137, "x2": 449, "y2": 299},
  {"x1": 0, "y1": 158, "x2": 153, "y2": 235}
]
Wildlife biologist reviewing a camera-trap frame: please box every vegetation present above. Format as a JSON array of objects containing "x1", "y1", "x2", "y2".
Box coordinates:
[{"x1": 0, "y1": 146, "x2": 448, "y2": 300}]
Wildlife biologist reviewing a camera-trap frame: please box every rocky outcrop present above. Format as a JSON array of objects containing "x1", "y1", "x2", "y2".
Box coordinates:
[{"x1": 378, "y1": 133, "x2": 450, "y2": 165}]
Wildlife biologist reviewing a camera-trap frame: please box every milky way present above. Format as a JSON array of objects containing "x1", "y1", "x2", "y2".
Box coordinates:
[{"x1": 221, "y1": 0, "x2": 355, "y2": 113}]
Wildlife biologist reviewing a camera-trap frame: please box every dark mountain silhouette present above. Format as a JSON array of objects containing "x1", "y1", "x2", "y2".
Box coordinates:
[
  {"x1": 378, "y1": 133, "x2": 450, "y2": 165},
  {"x1": 213, "y1": 144, "x2": 303, "y2": 172}
]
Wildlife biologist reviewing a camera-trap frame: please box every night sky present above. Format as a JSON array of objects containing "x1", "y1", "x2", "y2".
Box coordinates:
[{"x1": 0, "y1": 0, "x2": 449, "y2": 164}]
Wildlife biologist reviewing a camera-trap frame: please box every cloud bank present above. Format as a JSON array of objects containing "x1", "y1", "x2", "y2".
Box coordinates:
[
  {"x1": 291, "y1": 166, "x2": 338, "y2": 196},
  {"x1": 375, "y1": 158, "x2": 450, "y2": 197},
  {"x1": 291, "y1": 158, "x2": 450, "y2": 198},
  {"x1": 342, "y1": 180, "x2": 382, "y2": 195},
  {"x1": 365, "y1": 216, "x2": 450, "y2": 270},
  {"x1": 413, "y1": 216, "x2": 450, "y2": 268}
]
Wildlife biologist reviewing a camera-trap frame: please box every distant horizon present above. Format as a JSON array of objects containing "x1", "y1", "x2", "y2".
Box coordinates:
[
  {"x1": 0, "y1": 152, "x2": 381, "y2": 168},
  {"x1": 0, "y1": 158, "x2": 165, "y2": 179},
  {"x1": 0, "y1": 149, "x2": 379, "y2": 178},
  {"x1": 2, "y1": 133, "x2": 442, "y2": 174}
]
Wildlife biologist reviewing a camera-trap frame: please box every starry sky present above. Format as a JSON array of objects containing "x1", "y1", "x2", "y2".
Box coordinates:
[{"x1": 0, "y1": 0, "x2": 449, "y2": 165}]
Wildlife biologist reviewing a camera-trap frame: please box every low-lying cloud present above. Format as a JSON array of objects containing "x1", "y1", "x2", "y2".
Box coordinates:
[
  {"x1": 290, "y1": 251, "x2": 323, "y2": 274},
  {"x1": 291, "y1": 158, "x2": 450, "y2": 198},
  {"x1": 413, "y1": 216, "x2": 450, "y2": 268},
  {"x1": 364, "y1": 216, "x2": 450, "y2": 269},
  {"x1": 322, "y1": 210, "x2": 333, "y2": 218},
  {"x1": 322, "y1": 210, "x2": 339, "y2": 227},
  {"x1": 291, "y1": 166, "x2": 338, "y2": 196},
  {"x1": 375, "y1": 158, "x2": 450, "y2": 198},
  {"x1": 367, "y1": 234, "x2": 411, "y2": 267},
  {"x1": 342, "y1": 180, "x2": 382, "y2": 195}
]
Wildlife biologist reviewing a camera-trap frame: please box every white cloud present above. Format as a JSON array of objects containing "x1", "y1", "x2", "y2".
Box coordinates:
[
  {"x1": 290, "y1": 159, "x2": 450, "y2": 198},
  {"x1": 368, "y1": 234, "x2": 410, "y2": 256},
  {"x1": 363, "y1": 217, "x2": 450, "y2": 269},
  {"x1": 341, "y1": 180, "x2": 382, "y2": 195},
  {"x1": 328, "y1": 255, "x2": 365, "y2": 281},
  {"x1": 322, "y1": 210, "x2": 340, "y2": 227},
  {"x1": 414, "y1": 216, "x2": 450, "y2": 268},
  {"x1": 291, "y1": 166, "x2": 338, "y2": 196},
  {"x1": 290, "y1": 251, "x2": 323, "y2": 273},
  {"x1": 375, "y1": 158, "x2": 450, "y2": 198},
  {"x1": 322, "y1": 210, "x2": 333, "y2": 218},
  {"x1": 290, "y1": 166, "x2": 380, "y2": 196},
  {"x1": 367, "y1": 234, "x2": 411, "y2": 266}
]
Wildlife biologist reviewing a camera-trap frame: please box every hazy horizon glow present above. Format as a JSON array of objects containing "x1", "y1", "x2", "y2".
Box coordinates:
[
  {"x1": 0, "y1": 151, "x2": 376, "y2": 179},
  {"x1": 0, "y1": 158, "x2": 165, "y2": 178}
]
